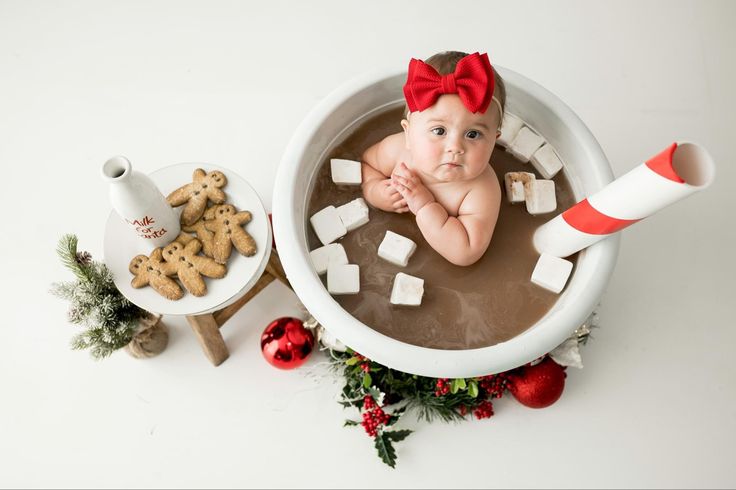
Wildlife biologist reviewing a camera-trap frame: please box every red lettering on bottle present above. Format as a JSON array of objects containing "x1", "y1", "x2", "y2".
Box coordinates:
[
  {"x1": 136, "y1": 227, "x2": 169, "y2": 240},
  {"x1": 126, "y1": 215, "x2": 156, "y2": 227}
]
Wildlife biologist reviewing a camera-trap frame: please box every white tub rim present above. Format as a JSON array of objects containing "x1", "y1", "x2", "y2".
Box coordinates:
[{"x1": 273, "y1": 65, "x2": 619, "y2": 378}]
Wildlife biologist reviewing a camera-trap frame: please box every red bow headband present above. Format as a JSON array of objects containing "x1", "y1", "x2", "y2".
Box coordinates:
[{"x1": 403, "y1": 52, "x2": 496, "y2": 114}]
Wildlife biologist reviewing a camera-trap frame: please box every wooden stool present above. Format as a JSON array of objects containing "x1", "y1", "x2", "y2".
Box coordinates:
[{"x1": 185, "y1": 248, "x2": 290, "y2": 366}]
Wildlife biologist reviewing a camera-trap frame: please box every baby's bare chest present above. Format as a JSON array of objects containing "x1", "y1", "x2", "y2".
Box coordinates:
[{"x1": 426, "y1": 182, "x2": 473, "y2": 217}]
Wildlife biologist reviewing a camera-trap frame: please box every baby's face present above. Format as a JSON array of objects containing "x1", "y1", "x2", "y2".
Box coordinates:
[{"x1": 402, "y1": 94, "x2": 500, "y2": 183}]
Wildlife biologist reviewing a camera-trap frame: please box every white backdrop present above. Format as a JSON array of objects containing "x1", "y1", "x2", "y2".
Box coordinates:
[{"x1": 1, "y1": 0, "x2": 734, "y2": 488}]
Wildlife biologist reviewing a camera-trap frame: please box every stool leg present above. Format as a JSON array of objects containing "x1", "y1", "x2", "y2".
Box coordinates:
[
  {"x1": 266, "y1": 249, "x2": 290, "y2": 287},
  {"x1": 186, "y1": 313, "x2": 229, "y2": 366},
  {"x1": 213, "y1": 273, "x2": 276, "y2": 327}
]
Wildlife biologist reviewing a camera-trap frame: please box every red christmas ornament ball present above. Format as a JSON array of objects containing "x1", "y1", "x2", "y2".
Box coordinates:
[
  {"x1": 508, "y1": 357, "x2": 567, "y2": 409},
  {"x1": 260, "y1": 317, "x2": 314, "y2": 369}
]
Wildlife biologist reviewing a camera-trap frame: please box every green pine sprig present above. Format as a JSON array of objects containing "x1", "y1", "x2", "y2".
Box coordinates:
[
  {"x1": 50, "y1": 234, "x2": 144, "y2": 360},
  {"x1": 56, "y1": 234, "x2": 93, "y2": 282}
]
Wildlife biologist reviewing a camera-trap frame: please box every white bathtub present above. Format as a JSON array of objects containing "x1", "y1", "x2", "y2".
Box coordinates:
[{"x1": 273, "y1": 66, "x2": 619, "y2": 378}]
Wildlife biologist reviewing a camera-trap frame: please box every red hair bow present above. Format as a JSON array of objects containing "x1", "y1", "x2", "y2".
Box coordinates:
[{"x1": 403, "y1": 52, "x2": 495, "y2": 114}]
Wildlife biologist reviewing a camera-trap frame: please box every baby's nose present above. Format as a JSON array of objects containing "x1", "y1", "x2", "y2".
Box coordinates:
[
  {"x1": 446, "y1": 143, "x2": 464, "y2": 154},
  {"x1": 446, "y1": 134, "x2": 464, "y2": 154}
]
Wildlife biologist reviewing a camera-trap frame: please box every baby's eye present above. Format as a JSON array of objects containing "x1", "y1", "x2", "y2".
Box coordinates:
[
  {"x1": 431, "y1": 127, "x2": 446, "y2": 136},
  {"x1": 466, "y1": 130, "x2": 482, "y2": 140}
]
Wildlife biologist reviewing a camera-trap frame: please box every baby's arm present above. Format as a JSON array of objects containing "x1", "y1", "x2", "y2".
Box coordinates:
[
  {"x1": 361, "y1": 134, "x2": 409, "y2": 213},
  {"x1": 394, "y1": 167, "x2": 500, "y2": 266}
]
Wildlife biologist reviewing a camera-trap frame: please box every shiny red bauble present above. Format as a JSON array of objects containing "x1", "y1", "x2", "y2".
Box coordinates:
[
  {"x1": 508, "y1": 357, "x2": 567, "y2": 409},
  {"x1": 260, "y1": 317, "x2": 314, "y2": 369}
]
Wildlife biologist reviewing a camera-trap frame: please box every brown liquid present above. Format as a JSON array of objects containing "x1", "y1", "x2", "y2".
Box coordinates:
[{"x1": 307, "y1": 107, "x2": 578, "y2": 350}]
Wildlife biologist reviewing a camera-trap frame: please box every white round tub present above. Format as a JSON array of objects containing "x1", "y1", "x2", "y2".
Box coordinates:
[{"x1": 273, "y1": 66, "x2": 619, "y2": 378}]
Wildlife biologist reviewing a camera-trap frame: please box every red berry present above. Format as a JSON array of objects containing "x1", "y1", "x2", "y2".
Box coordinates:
[
  {"x1": 363, "y1": 395, "x2": 375, "y2": 410},
  {"x1": 473, "y1": 400, "x2": 495, "y2": 420}
]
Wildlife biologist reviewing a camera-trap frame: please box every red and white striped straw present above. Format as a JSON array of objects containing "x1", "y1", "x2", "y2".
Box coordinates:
[{"x1": 533, "y1": 142, "x2": 715, "y2": 258}]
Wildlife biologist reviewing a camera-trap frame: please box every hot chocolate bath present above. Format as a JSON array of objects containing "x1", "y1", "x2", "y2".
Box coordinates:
[
  {"x1": 306, "y1": 106, "x2": 579, "y2": 350},
  {"x1": 273, "y1": 67, "x2": 619, "y2": 378}
]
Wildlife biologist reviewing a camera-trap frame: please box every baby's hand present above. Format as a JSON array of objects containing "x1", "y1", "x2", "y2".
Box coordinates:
[
  {"x1": 363, "y1": 178, "x2": 409, "y2": 213},
  {"x1": 392, "y1": 162, "x2": 436, "y2": 215}
]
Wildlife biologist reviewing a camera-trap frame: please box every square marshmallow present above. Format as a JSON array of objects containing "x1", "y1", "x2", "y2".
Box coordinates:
[
  {"x1": 327, "y1": 263, "x2": 360, "y2": 295},
  {"x1": 531, "y1": 253, "x2": 573, "y2": 294},
  {"x1": 390, "y1": 272, "x2": 424, "y2": 306},
  {"x1": 531, "y1": 144, "x2": 563, "y2": 179},
  {"x1": 378, "y1": 231, "x2": 417, "y2": 267},
  {"x1": 496, "y1": 113, "x2": 524, "y2": 148},
  {"x1": 507, "y1": 127, "x2": 545, "y2": 162},
  {"x1": 330, "y1": 159, "x2": 362, "y2": 186},
  {"x1": 337, "y1": 197, "x2": 370, "y2": 231},
  {"x1": 525, "y1": 179, "x2": 557, "y2": 215},
  {"x1": 310, "y1": 205, "x2": 347, "y2": 245},
  {"x1": 504, "y1": 172, "x2": 536, "y2": 203},
  {"x1": 310, "y1": 243, "x2": 348, "y2": 275}
]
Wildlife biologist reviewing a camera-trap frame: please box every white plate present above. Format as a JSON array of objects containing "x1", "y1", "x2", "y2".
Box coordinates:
[{"x1": 104, "y1": 162, "x2": 271, "y2": 316}]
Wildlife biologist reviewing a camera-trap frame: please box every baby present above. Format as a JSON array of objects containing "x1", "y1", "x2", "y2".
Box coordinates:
[{"x1": 361, "y1": 51, "x2": 506, "y2": 266}]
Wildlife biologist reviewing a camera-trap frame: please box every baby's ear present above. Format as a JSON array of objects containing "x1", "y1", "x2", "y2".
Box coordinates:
[{"x1": 401, "y1": 118, "x2": 410, "y2": 149}]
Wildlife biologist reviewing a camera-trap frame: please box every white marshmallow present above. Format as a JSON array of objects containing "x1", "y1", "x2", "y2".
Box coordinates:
[
  {"x1": 531, "y1": 253, "x2": 573, "y2": 294},
  {"x1": 531, "y1": 144, "x2": 563, "y2": 179},
  {"x1": 377, "y1": 231, "x2": 417, "y2": 267},
  {"x1": 327, "y1": 263, "x2": 360, "y2": 295},
  {"x1": 330, "y1": 158, "x2": 362, "y2": 186},
  {"x1": 309, "y1": 243, "x2": 348, "y2": 275},
  {"x1": 310, "y1": 205, "x2": 347, "y2": 245},
  {"x1": 496, "y1": 113, "x2": 524, "y2": 148},
  {"x1": 507, "y1": 127, "x2": 545, "y2": 162},
  {"x1": 504, "y1": 172, "x2": 536, "y2": 203},
  {"x1": 390, "y1": 272, "x2": 424, "y2": 306},
  {"x1": 510, "y1": 181, "x2": 525, "y2": 203},
  {"x1": 525, "y1": 179, "x2": 557, "y2": 215},
  {"x1": 337, "y1": 197, "x2": 370, "y2": 231}
]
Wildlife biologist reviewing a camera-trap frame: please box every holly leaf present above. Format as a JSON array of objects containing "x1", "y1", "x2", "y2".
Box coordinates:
[
  {"x1": 343, "y1": 419, "x2": 359, "y2": 427},
  {"x1": 362, "y1": 372, "x2": 372, "y2": 389},
  {"x1": 345, "y1": 356, "x2": 361, "y2": 366},
  {"x1": 374, "y1": 432, "x2": 398, "y2": 468},
  {"x1": 385, "y1": 429, "x2": 412, "y2": 442},
  {"x1": 468, "y1": 380, "x2": 479, "y2": 398},
  {"x1": 367, "y1": 386, "x2": 382, "y2": 401},
  {"x1": 450, "y1": 378, "x2": 466, "y2": 394},
  {"x1": 385, "y1": 407, "x2": 407, "y2": 426}
]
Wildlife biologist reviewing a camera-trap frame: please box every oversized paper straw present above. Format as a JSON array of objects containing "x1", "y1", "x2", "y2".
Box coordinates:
[{"x1": 533, "y1": 142, "x2": 715, "y2": 258}]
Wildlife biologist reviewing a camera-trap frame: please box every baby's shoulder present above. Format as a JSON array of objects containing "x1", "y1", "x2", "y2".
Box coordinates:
[{"x1": 378, "y1": 132, "x2": 406, "y2": 162}]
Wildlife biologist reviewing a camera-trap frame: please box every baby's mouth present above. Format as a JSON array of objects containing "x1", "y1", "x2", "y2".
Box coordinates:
[{"x1": 442, "y1": 162, "x2": 462, "y2": 168}]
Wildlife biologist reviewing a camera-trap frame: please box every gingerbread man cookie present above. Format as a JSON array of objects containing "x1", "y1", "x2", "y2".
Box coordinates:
[
  {"x1": 204, "y1": 204, "x2": 258, "y2": 264},
  {"x1": 167, "y1": 168, "x2": 228, "y2": 226},
  {"x1": 181, "y1": 218, "x2": 215, "y2": 258},
  {"x1": 162, "y1": 239, "x2": 227, "y2": 297},
  {"x1": 129, "y1": 248, "x2": 183, "y2": 300}
]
